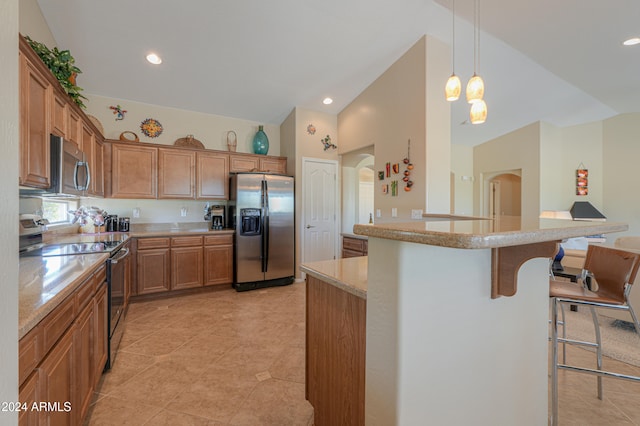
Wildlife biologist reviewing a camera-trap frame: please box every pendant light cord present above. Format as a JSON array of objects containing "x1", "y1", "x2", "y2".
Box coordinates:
[
  {"x1": 452, "y1": 0, "x2": 456, "y2": 72},
  {"x1": 473, "y1": 0, "x2": 478, "y2": 74}
]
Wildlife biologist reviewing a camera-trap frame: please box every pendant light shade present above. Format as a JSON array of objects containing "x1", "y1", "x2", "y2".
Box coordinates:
[
  {"x1": 466, "y1": 73, "x2": 484, "y2": 103},
  {"x1": 470, "y1": 99, "x2": 487, "y2": 124},
  {"x1": 445, "y1": 74, "x2": 461, "y2": 101}
]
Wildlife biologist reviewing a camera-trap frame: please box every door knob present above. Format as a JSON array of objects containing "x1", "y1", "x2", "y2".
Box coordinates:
[{"x1": 306, "y1": 225, "x2": 315, "y2": 229}]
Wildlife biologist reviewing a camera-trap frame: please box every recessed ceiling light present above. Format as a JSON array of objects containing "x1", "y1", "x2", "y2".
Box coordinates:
[
  {"x1": 623, "y1": 37, "x2": 640, "y2": 46},
  {"x1": 146, "y1": 53, "x2": 162, "y2": 65},
  {"x1": 323, "y1": 97, "x2": 333, "y2": 105}
]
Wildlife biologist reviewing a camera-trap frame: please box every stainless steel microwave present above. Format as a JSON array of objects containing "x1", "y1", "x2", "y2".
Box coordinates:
[{"x1": 19, "y1": 135, "x2": 90, "y2": 197}]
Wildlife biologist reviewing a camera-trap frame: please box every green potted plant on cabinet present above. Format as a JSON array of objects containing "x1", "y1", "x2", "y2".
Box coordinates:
[{"x1": 24, "y1": 35, "x2": 88, "y2": 109}]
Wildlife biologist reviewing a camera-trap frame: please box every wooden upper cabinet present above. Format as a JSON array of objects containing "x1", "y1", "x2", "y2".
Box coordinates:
[
  {"x1": 67, "y1": 108, "x2": 81, "y2": 148},
  {"x1": 92, "y1": 139, "x2": 105, "y2": 197},
  {"x1": 229, "y1": 153, "x2": 287, "y2": 174},
  {"x1": 229, "y1": 154, "x2": 259, "y2": 173},
  {"x1": 19, "y1": 52, "x2": 51, "y2": 188},
  {"x1": 260, "y1": 156, "x2": 287, "y2": 174},
  {"x1": 81, "y1": 123, "x2": 104, "y2": 197},
  {"x1": 197, "y1": 151, "x2": 229, "y2": 199},
  {"x1": 51, "y1": 92, "x2": 67, "y2": 137},
  {"x1": 158, "y1": 148, "x2": 195, "y2": 199},
  {"x1": 111, "y1": 143, "x2": 158, "y2": 198}
]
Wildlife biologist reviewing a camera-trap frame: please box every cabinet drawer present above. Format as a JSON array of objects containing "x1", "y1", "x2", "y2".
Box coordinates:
[
  {"x1": 75, "y1": 275, "x2": 96, "y2": 311},
  {"x1": 19, "y1": 327, "x2": 42, "y2": 386},
  {"x1": 204, "y1": 234, "x2": 233, "y2": 246},
  {"x1": 137, "y1": 238, "x2": 170, "y2": 250},
  {"x1": 171, "y1": 236, "x2": 203, "y2": 247},
  {"x1": 41, "y1": 295, "x2": 75, "y2": 356},
  {"x1": 94, "y1": 264, "x2": 106, "y2": 284},
  {"x1": 343, "y1": 237, "x2": 365, "y2": 252}
]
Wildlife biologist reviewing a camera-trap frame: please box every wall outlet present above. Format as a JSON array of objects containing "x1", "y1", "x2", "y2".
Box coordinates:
[
  {"x1": 376, "y1": 209, "x2": 381, "y2": 218},
  {"x1": 133, "y1": 207, "x2": 140, "y2": 218},
  {"x1": 411, "y1": 209, "x2": 424, "y2": 219},
  {"x1": 180, "y1": 207, "x2": 188, "y2": 217},
  {"x1": 391, "y1": 208, "x2": 398, "y2": 217}
]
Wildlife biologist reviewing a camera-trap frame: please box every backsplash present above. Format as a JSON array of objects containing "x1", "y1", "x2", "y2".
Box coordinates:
[
  {"x1": 20, "y1": 196, "x2": 226, "y2": 226},
  {"x1": 81, "y1": 198, "x2": 226, "y2": 225}
]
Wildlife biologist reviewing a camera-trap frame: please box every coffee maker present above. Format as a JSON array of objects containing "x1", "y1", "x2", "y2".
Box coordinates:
[{"x1": 204, "y1": 205, "x2": 225, "y2": 230}]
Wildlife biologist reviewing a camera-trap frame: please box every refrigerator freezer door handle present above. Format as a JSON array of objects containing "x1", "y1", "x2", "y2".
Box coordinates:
[{"x1": 262, "y1": 179, "x2": 270, "y2": 272}]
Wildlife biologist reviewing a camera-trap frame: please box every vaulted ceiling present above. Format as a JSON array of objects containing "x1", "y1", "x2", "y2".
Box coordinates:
[{"x1": 38, "y1": 0, "x2": 640, "y2": 146}]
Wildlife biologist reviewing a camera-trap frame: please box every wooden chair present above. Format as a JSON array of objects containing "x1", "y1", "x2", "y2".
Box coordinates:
[{"x1": 549, "y1": 245, "x2": 640, "y2": 426}]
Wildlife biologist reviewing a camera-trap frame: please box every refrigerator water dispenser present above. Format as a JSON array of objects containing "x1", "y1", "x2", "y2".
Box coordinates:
[{"x1": 240, "y1": 208, "x2": 261, "y2": 235}]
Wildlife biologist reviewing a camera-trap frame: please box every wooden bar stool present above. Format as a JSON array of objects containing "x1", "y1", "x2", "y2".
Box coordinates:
[{"x1": 549, "y1": 245, "x2": 640, "y2": 426}]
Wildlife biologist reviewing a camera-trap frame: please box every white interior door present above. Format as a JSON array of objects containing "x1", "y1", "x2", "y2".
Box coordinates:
[{"x1": 302, "y1": 158, "x2": 338, "y2": 263}]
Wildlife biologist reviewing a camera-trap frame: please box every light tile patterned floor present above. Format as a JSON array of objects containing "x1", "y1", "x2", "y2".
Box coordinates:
[
  {"x1": 86, "y1": 282, "x2": 312, "y2": 426},
  {"x1": 86, "y1": 281, "x2": 640, "y2": 425},
  {"x1": 551, "y1": 343, "x2": 640, "y2": 425}
]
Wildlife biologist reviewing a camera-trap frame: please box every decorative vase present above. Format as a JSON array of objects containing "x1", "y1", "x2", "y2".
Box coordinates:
[{"x1": 253, "y1": 125, "x2": 269, "y2": 155}]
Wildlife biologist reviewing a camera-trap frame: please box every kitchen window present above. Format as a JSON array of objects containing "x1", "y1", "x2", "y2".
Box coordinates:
[{"x1": 42, "y1": 199, "x2": 77, "y2": 225}]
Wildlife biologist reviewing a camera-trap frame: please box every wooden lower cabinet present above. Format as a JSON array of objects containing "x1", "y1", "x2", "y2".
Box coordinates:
[
  {"x1": 306, "y1": 275, "x2": 366, "y2": 426},
  {"x1": 137, "y1": 248, "x2": 171, "y2": 295},
  {"x1": 133, "y1": 234, "x2": 234, "y2": 296},
  {"x1": 74, "y1": 302, "x2": 94, "y2": 424},
  {"x1": 18, "y1": 372, "x2": 39, "y2": 426},
  {"x1": 19, "y1": 264, "x2": 109, "y2": 426},
  {"x1": 204, "y1": 245, "x2": 233, "y2": 286},
  {"x1": 342, "y1": 236, "x2": 368, "y2": 258},
  {"x1": 93, "y1": 282, "x2": 108, "y2": 381},
  {"x1": 38, "y1": 327, "x2": 75, "y2": 426},
  {"x1": 171, "y1": 246, "x2": 204, "y2": 290}
]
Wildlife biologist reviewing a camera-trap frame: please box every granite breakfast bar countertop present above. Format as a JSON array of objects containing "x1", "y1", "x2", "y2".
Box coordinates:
[{"x1": 353, "y1": 216, "x2": 628, "y2": 248}]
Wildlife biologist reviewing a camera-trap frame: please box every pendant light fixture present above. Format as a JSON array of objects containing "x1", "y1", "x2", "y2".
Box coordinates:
[
  {"x1": 466, "y1": 0, "x2": 484, "y2": 104},
  {"x1": 470, "y1": 99, "x2": 487, "y2": 124},
  {"x1": 445, "y1": 0, "x2": 461, "y2": 101}
]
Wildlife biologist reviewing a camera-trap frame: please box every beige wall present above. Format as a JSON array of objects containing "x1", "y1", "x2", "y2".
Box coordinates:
[
  {"x1": 339, "y1": 36, "x2": 450, "y2": 221},
  {"x1": 19, "y1": 0, "x2": 56, "y2": 46},
  {"x1": 280, "y1": 107, "x2": 339, "y2": 277},
  {"x1": 540, "y1": 121, "x2": 603, "y2": 212},
  {"x1": 473, "y1": 122, "x2": 540, "y2": 225},
  {"x1": 450, "y1": 144, "x2": 474, "y2": 215},
  {"x1": 85, "y1": 94, "x2": 280, "y2": 155},
  {"x1": 1, "y1": 0, "x2": 19, "y2": 417},
  {"x1": 603, "y1": 113, "x2": 640, "y2": 236}
]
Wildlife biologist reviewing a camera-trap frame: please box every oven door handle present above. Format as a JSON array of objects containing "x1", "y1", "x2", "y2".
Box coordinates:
[{"x1": 109, "y1": 247, "x2": 130, "y2": 264}]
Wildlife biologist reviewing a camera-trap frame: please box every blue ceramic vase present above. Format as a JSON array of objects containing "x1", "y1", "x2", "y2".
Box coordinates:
[{"x1": 253, "y1": 125, "x2": 269, "y2": 155}]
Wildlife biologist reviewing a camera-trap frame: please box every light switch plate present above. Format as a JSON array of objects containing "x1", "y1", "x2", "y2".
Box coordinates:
[
  {"x1": 133, "y1": 207, "x2": 140, "y2": 218},
  {"x1": 376, "y1": 209, "x2": 381, "y2": 218},
  {"x1": 411, "y1": 209, "x2": 423, "y2": 219},
  {"x1": 391, "y1": 208, "x2": 397, "y2": 217}
]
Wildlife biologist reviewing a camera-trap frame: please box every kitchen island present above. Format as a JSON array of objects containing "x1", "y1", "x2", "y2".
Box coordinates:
[{"x1": 303, "y1": 216, "x2": 627, "y2": 426}]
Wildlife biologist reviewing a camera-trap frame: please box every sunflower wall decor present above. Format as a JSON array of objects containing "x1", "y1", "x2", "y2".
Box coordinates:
[{"x1": 140, "y1": 118, "x2": 163, "y2": 138}]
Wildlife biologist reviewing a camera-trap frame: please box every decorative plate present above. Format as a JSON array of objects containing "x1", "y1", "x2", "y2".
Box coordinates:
[{"x1": 140, "y1": 118, "x2": 163, "y2": 138}]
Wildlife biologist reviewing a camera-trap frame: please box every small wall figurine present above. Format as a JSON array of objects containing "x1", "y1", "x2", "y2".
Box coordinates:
[
  {"x1": 109, "y1": 105, "x2": 127, "y2": 121},
  {"x1": 321, "y1": 135, "x2": 337, "y2": 151}
]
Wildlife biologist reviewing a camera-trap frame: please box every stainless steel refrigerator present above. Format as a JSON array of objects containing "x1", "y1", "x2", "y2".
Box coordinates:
[{"x1": 229, "y1": 173, "x2": 295, "y2": 291}]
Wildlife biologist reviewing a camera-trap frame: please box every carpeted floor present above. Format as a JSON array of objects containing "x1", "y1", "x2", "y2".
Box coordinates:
[{"x1": 557, "y1": 306, "x2": 640, "y2": 367}]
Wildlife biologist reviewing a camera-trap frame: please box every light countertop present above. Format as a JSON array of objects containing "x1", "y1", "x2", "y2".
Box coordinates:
[
  {"x1": 300, "y1": 256, "x2": 368, "y2": 299},
  {"x1": 19, "y1": 253, "x2": 108, "y2": 339},
  {"x1": 354, "y1": 216, "x2": 628, "y2": 249}
]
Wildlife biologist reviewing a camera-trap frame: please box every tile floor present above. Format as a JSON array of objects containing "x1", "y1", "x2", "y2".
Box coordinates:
[
  {"x1": 86, "y1": 282, "x2": 640, "y2": 425},
  {"x1": 86, "y1": 282, "x2": 313, "y2": 426},
  {"x1": 552, "y1": 342, "x2": 640, "y2": 425}
]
